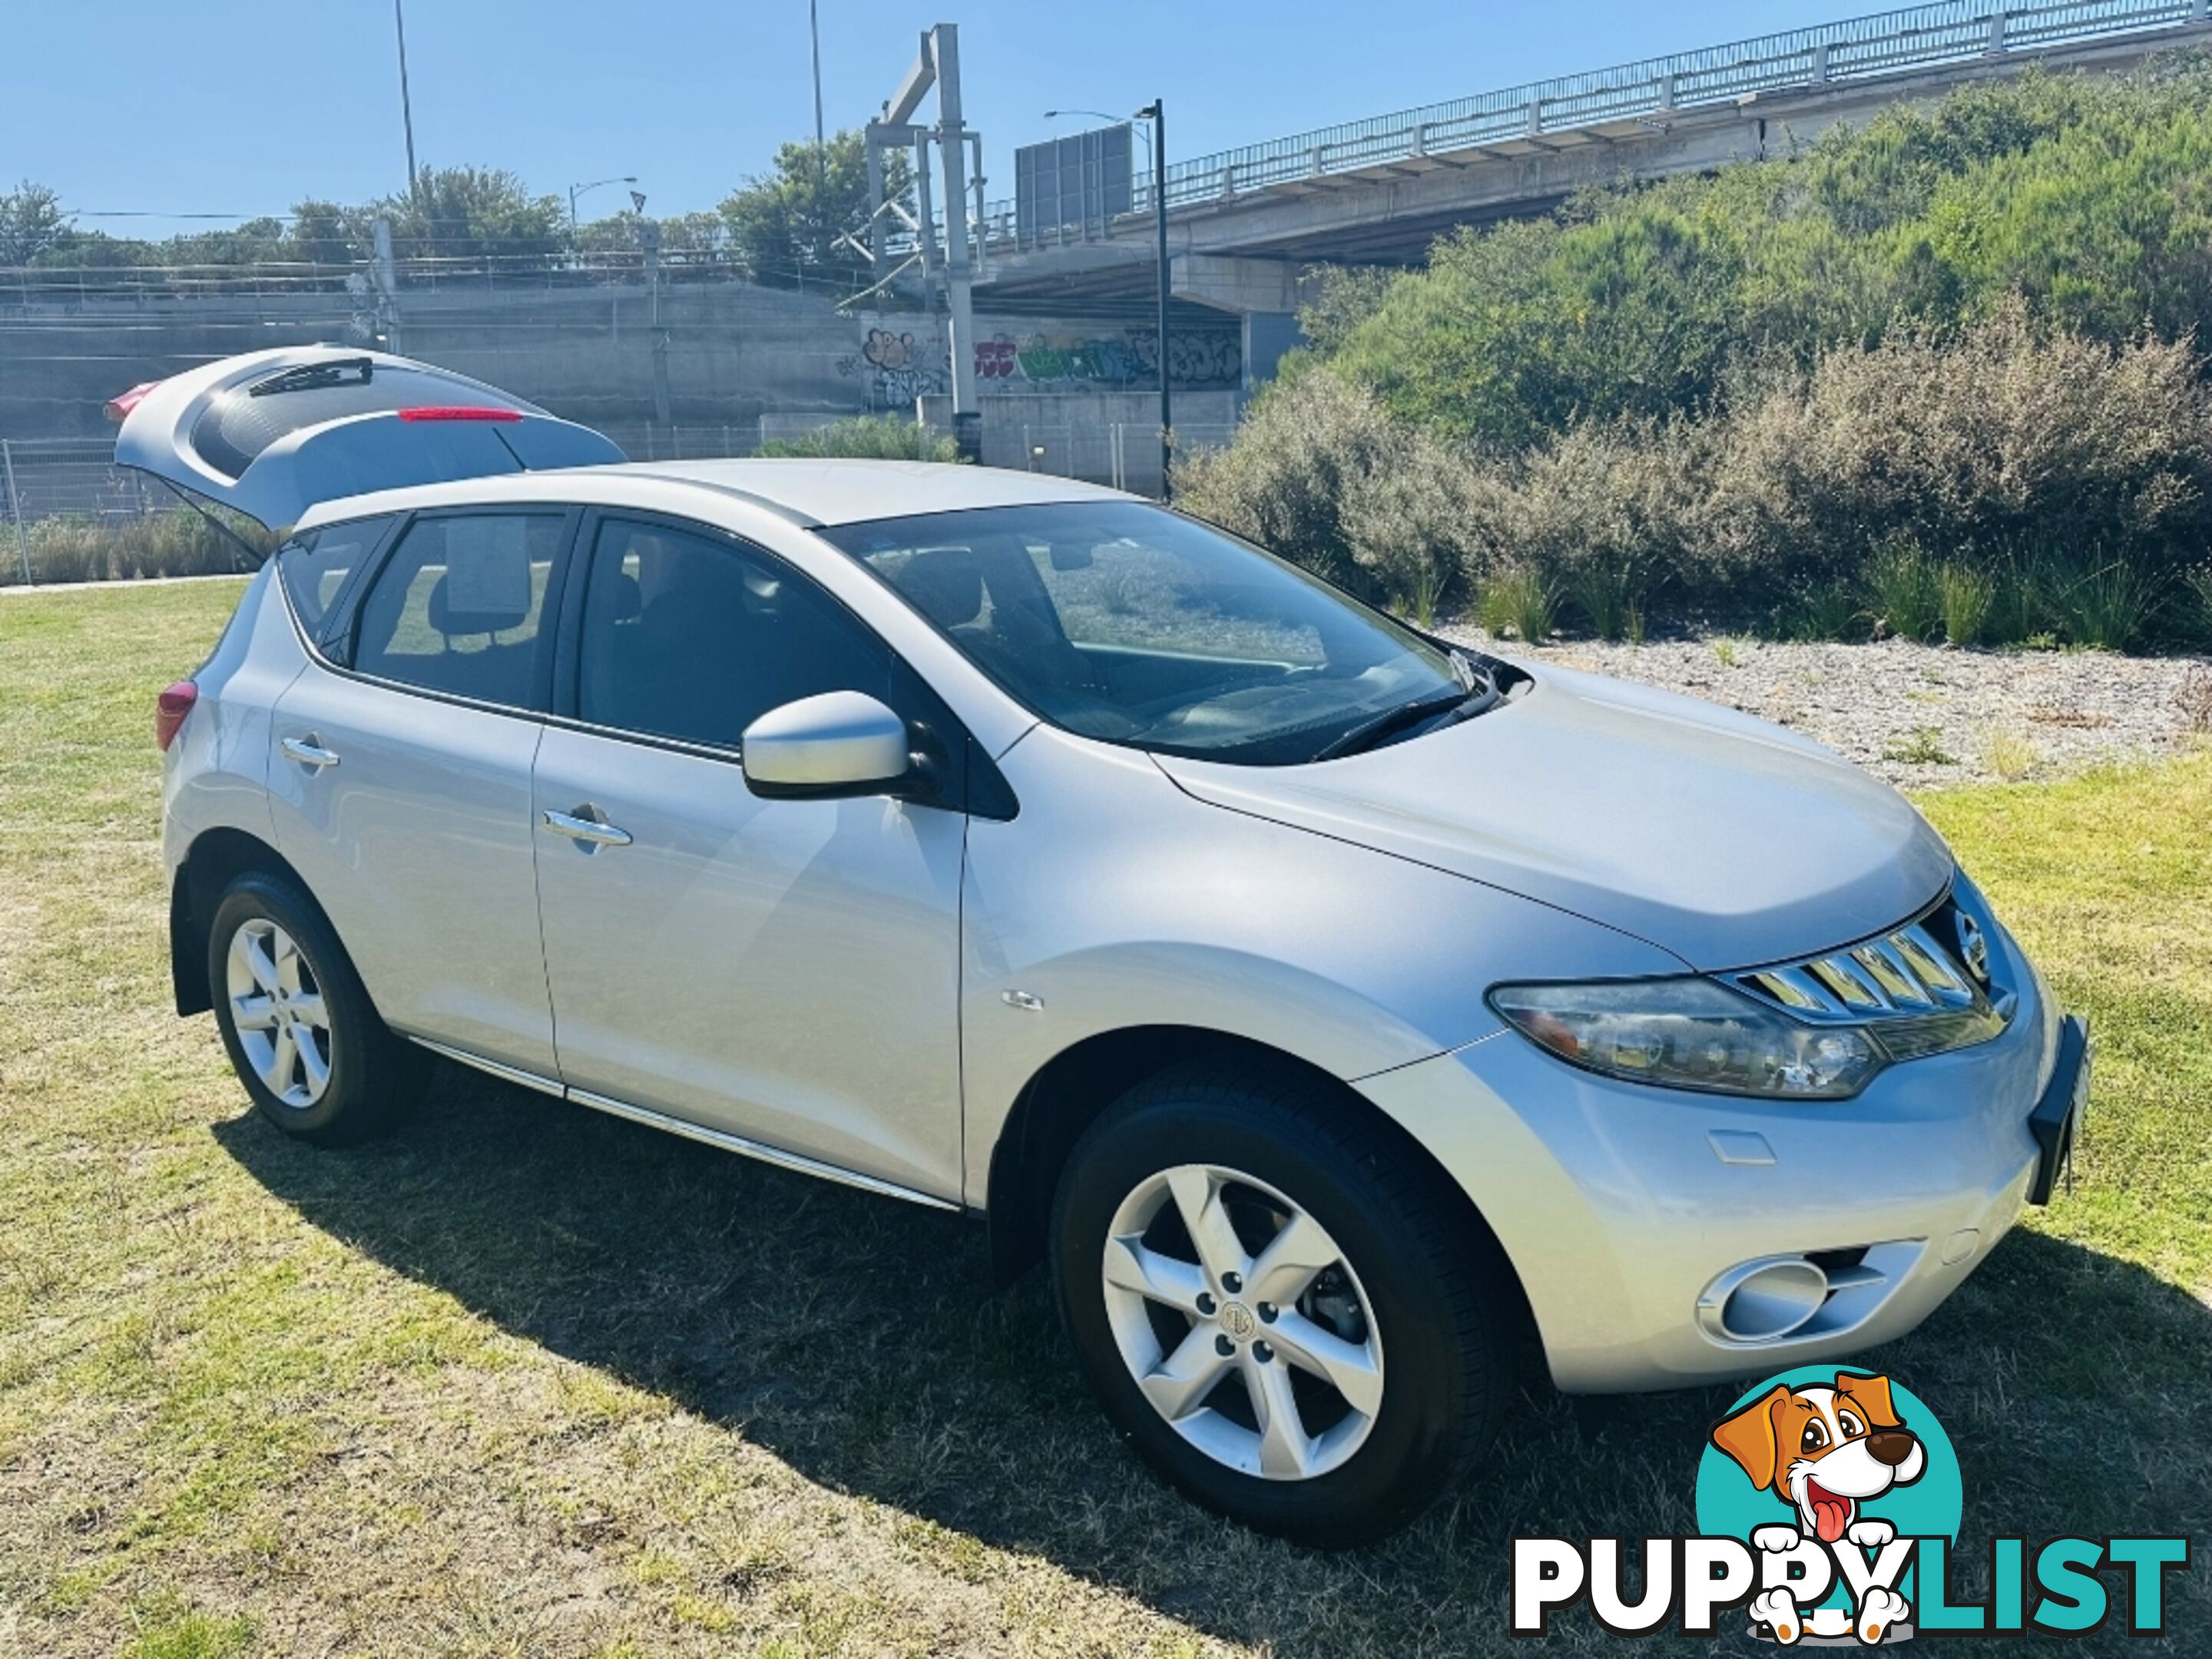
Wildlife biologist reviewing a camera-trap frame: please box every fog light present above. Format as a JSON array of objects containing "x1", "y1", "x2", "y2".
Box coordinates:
[{"x1": 1698, "y1": 1256, "x2": 1830, "y2": 1343}]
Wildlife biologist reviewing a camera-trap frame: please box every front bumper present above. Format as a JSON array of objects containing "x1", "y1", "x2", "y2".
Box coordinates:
[{"x1": 1356, "y1": 932, "x2": 2074, "y2": 1394}]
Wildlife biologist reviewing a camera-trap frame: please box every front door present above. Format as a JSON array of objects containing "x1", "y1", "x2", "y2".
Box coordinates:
[
  {"x1": 268, "y1": 508, "x2": 573, "y2": 1078},
  {"x1": 531, "y1": 515, "x2": 968, "y2": 1200}
]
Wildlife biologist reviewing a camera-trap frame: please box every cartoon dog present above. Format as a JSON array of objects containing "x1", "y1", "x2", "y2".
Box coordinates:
[{"x1": 1710, "y1": 1373, "x2": 1925, "y2": 1645}]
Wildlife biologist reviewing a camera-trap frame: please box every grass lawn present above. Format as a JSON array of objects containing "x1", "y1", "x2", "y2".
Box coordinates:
[{"x1": 2, "y1": 579, "x2": 2206, "y2": 1657}]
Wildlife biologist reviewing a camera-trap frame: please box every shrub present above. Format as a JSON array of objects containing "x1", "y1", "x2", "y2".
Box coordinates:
[
  {"x1": 1704, "y1": 305, "x2": 2212, "y2": 592},
  {"x1": 1316, "y1": 54, "x2": 2212, "y2": 449},
  {"x1": 1769, "y1": 582, "x2": 1866, "y2": 642},
  {"x1": 2182, "y1": 565, "x2": 2212, "y2": 644},
  {"x1": 1340, "y1": 428, "x2": 1485, "y2": 620},
  {"x1": 9, "y1": 508, "x2": 269, "y2": 586},
  {"x1": 1865, "y1": 535, "x2": 1943, "y2": 641},
  {"x1": 1173, "y1": 373, "x2": 1398, "y2": 591},
  {"x1": 2045, "y1": 549, "x2": 2164, "y2": 651},
  {"x1": 1482, "y1": 567, "x2": 1558, "y2": 643},
  {"x1": 755, "y1": 415, "x2": 959, "y2": 461},
  {"x1": 1936, "y1": 562, "x2": 1998, "y2": 646},
  {"x1": 1564, "y1": 561, "x2": 1645, "y2": 641}
]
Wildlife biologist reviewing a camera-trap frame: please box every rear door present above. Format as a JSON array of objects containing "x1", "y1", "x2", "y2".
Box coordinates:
[
  {"x1": 111, "y1": 346, "x2": 622, "y2": 530},
  {"x1": 266, "y1": 507, "x2": 577, "y2": 1078}
]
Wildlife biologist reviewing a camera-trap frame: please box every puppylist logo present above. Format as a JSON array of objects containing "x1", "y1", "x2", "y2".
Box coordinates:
[{"x1": 1513, "y1": 1368, "x2": 2190, "y2": 1644}]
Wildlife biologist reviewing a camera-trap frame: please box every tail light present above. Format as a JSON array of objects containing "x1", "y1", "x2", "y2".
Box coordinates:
[
  {"x1": 105, "y1": 379, "x2": 165, "y2": 423},
  {"x1": 155, "y1": 680, "x2": 198, "y2": 751},
  {"x1": 396, "y1": 406, "x2": 523, "y2": 422}
]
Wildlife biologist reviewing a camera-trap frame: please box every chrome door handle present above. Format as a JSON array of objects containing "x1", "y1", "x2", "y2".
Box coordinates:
[
  {"x1": 541, "y1": 808, "x2": 632, "y2": 848},
  {"x1": 280, "y1": 735, "x2": 340, "y2": 769}
]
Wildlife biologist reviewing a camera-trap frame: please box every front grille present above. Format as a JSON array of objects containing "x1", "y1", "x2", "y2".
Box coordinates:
[{"x1": 1723, "y1": 895, "x2": 2012, "y2": 1062}]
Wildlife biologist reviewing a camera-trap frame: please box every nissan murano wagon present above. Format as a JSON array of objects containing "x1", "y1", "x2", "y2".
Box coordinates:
[{"x1": 126, "y1": 347, "x2": 2089, "y2": 1544}]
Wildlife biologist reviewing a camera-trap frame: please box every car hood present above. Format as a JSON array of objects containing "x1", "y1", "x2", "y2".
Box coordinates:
[{"x1": 1151, "y1": 664, "x2": 1953, "y2": 972}]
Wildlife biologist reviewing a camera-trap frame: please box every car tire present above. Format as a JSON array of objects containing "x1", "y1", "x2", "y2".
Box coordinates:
[
  {"x1": 1050, "y1": 1063, "x2": 1512, "y2": 1546},
  {"x1": 206, "y1": 870, "x2": 426, "y2": 1146}
]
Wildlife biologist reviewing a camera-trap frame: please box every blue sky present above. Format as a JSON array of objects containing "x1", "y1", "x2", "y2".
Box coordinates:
[{"x1": 5, "y1": 0, "x2": 1853, "y2": 235}]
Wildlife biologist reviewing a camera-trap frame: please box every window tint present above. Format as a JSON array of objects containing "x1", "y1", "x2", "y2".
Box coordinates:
[
  {"x1": 578, "y1": 518, "x2": 892, "y2": 750},
  {"x1": 353, "y1": 513, "x2": 564, "y2": 707},
  {"x1": 275, "y1": 515, "x2": 393, "y2": 637}
]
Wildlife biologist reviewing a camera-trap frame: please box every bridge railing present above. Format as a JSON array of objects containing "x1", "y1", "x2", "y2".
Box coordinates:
[{"x1": 988, "y1": 0, "x2": 2204, "y2": 245}]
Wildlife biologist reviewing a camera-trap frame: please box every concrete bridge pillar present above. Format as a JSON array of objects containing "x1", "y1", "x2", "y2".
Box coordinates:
[{"x1": 1170, "y1": 255, "x2": 1315, "y2": 392}]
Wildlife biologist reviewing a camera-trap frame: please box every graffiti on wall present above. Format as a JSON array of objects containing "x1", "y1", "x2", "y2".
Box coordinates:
[
  {"x1": 837, "y1": 324, "x2": 947, "y2": 408},
  {"x1": 842, "y1": 317, "x2": 1243, "y2": 404},
  {"x1": 974, "y1": 328, "x2": 1241, "y2": 389}
]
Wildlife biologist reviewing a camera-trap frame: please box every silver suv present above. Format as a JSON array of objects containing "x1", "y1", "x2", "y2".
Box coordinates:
[{"x1": 131, "y1": 348, "x2": 2088, "y2": 1545}]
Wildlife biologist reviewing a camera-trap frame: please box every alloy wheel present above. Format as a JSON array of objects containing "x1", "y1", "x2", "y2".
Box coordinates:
[
  {"x1": 225, "y1": 917, "x2": 333, "y2": 1108},
  {"x1": 1100, "y1": 1162, "x2": 1384, "y2": 1480}
]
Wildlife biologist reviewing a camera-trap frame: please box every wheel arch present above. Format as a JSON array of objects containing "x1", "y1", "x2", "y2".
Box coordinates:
[
  {"x1": 982, "y1": 1024, "x2": 1539, "y2": 1356},
  {"x1": 171, "y1": 826, "x2": 324, "y2": 1016}
]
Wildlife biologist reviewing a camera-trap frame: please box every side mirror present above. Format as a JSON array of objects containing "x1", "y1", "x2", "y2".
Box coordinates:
[{"x1": 740, "y1": 691, "x2": 912, "y2": 800}]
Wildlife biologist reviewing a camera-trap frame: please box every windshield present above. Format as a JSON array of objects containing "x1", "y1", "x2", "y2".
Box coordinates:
[{"x1": 820, "y1": 502, "x2": 1469, "y2": 766}]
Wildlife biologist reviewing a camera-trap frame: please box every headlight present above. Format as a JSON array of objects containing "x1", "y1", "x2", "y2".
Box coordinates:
[{"x1": 1487, "y1": 978, "x2": 1886, "y2": 1099}]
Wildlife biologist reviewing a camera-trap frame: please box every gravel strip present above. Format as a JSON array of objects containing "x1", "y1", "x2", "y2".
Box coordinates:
[{"x1": 1436, "y1": 627, "x2": 2212, "y2": 788}]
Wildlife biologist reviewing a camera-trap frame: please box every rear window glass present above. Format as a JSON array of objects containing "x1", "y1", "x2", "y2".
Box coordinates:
[
  {"x1": 352, "y1": 513, "x2": 564, "y2": 709},
  {"x1": 275, "y1": 515, "x2": 394, "y2": 637},
  {"x1": 190, "y1": 359, "x2": 529, "y2": 479}
]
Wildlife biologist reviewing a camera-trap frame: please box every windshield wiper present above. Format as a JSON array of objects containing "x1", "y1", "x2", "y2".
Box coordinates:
[
  {"x1": 250, "y1": 358, "x2": 374, "y2": 398},
  {"x1": 1313, "y1": 690, "x2": 1482, "y2": 761}
]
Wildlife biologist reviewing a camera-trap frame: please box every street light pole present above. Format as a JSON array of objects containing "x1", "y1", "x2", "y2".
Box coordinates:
[
  {"x1": 393, "y1": 0, "x2": 421, "y2": 201},
  {"x1": 568, "y1": 176, "x2": 639, "y2": 232},
  {"x1": 1137, "y1": 100, "x2": 1171, "y2": 499},
  {"x1": 810, "y1": 0, "x2": 829, "y2": 185}
]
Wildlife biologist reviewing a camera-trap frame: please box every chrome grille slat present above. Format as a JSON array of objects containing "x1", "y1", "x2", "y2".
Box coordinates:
[
  {"x1": 1855, "y1": 939, "x2": 1935, "y2": 1008},
  {"x1": 1893, "y1": 925, "x2": 1972, "y2": 1000},
  {"x1": 1720, "y1": 895, "x2": 2012, "y2": 1064}
]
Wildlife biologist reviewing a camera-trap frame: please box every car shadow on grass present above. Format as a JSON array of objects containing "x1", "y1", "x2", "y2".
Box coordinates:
[{"x1": 215, "y1": 1063, "x2": 2211, "y2": 1657}]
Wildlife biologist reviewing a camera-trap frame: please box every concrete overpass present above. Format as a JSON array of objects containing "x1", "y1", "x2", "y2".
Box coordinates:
[{"x1": 965, "y1": 0, "x2": 2212, "y2": 382}]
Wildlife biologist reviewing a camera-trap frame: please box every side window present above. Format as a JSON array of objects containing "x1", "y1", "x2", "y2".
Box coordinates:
[
  {"x1": 275, "y1": 515, "x2": 394, "y2": 638},
  {"x1": 577, "y1": 518, "x2": 893, "y2": 750},
  {"x1": 353, "y1": 513, "x2": 565, "y2": 708}
]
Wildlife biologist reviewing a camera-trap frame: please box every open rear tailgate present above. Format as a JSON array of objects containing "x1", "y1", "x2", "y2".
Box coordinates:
[{"x1": 113, "y1": 346, "x2": 625, "y2": 529}]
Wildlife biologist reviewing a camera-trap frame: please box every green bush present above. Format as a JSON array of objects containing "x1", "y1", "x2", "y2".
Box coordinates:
[
  {"x1": 1936, "y1": 561, "x2": 1998, "y2": 647},
  {"x1": 1480, "y1": 568, "x2": 1558, "y2": 643},
  {"x1": 1313, "y1": 54, "x2": 2212, "y2": 449},
  {"x1": 1563, "y1": 560, "x2": 1646, "y2": 642},
  {"x1": 755, "y1": 415, "x2": 960, "y2": 461},
  {"x1": 2045, "y1": 549, "x2": 2165, "y2": 651},
  {"x1": 1865, "y1": 536, "x2": 1943, "y2": 641},
  {"x1": 1190, "y1": 51, "x2": 2212, "y2": 651},
  {"x1": 1767, "y1": 583, "x2": 1866, "y2": 643}
]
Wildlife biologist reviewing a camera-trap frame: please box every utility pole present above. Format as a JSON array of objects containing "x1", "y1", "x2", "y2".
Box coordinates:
[
  {"x1": 393, "y1": 0, "x2": 421, "y2": 201},
  {"x1": 869, "y1": 25, "x2": 982, "y2": 459},
  {"x1": 1137, "y1": 99, "x2": 1171, "y2": 498},
  {"x1": 932, "y1": 27, "x2": 979, "y2": 460}
]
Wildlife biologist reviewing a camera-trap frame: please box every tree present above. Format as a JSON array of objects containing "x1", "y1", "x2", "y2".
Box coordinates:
[
  {"x1": 0, "y1": 180, "x2": 68, "y2": 266},
  {"x1": 719, "y1": 129, "x2": 912, "y2": 290},
  {"x1": 380, "y1": 166, "x2": 568, "y2": 264},
  {"x1": 571, "y1": 207, "x2": 730, "y2": 266}
]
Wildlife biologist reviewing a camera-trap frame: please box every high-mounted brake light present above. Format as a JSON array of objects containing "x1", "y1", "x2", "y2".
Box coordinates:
[
  {"x1": 154, "y1": 680, "x2": 198, "y2": 752},
  {"x1": 105, "y1": 380, "x2": 164, "y2": 423},
  {"x1": 396, "y1": 406, "x2": 524, "y2": 422}
]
